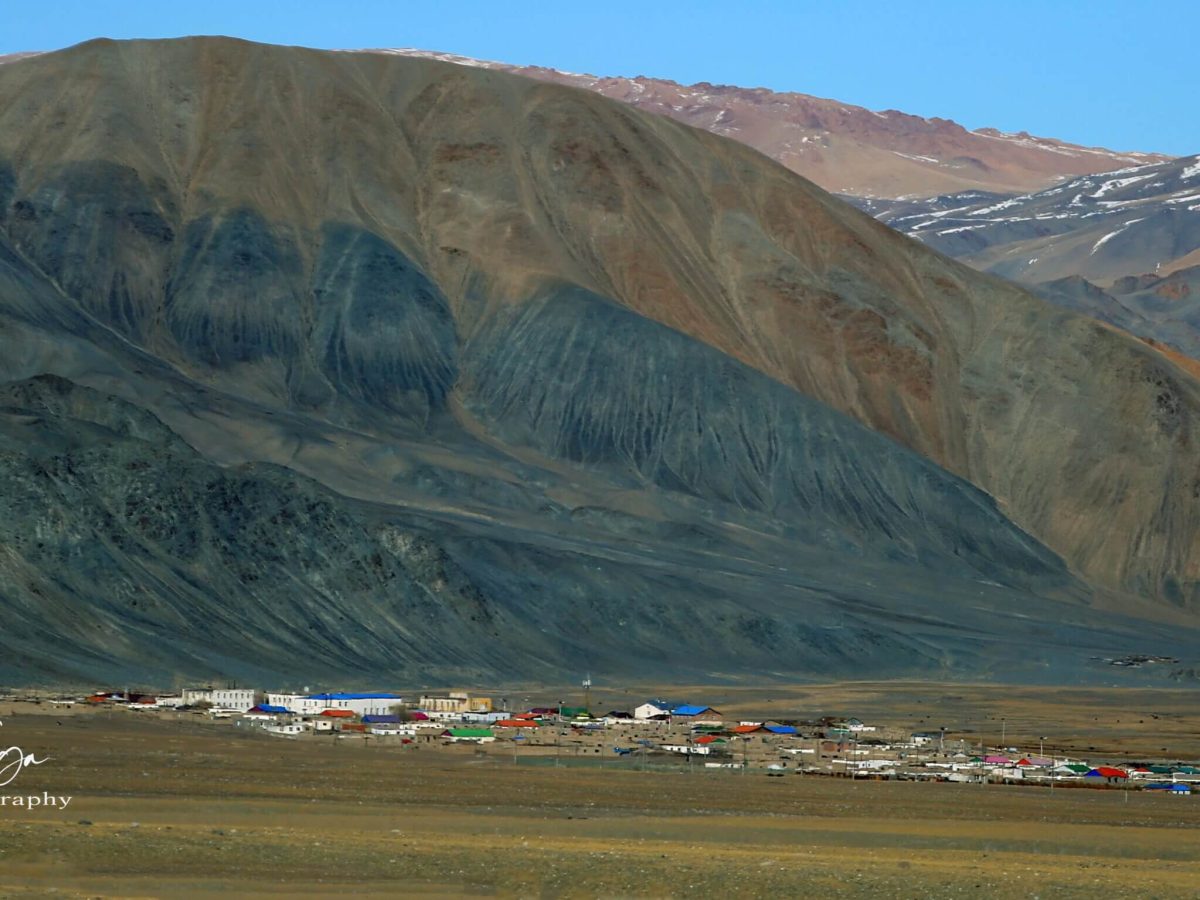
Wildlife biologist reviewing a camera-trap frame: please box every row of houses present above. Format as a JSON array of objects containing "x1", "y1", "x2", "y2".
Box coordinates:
[
  {"x1": 84, "y1": 688, "x2": 1199, "y2": 791},
  {"x1": 162, "y1": 688, "x2": 495, "y2": 717}
]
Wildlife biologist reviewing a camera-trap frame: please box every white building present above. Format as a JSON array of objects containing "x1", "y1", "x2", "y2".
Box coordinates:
[
  {"x1": 182, "y1": 688, "x2": 256, "y2": 711},
  {"x1": 660, "y1": 743, "x2": 712, "y2": 756},
  {"x1": 633, "y1": 700, "x2": 675, "y2": 720},
  {"x1": 266, "y1": 693, "x2": 306, "y2": 711},
  {"x1": 265, "y1": 692, "x2": 405, "y2": 717}
]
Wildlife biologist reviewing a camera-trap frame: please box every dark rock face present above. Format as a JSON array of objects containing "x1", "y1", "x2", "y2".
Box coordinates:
[
  {"x1": 465, "y1": 286, "x2": 1061, "y2": 587},
  {"x1": 6, "y1": 162, "x2": 176, "y2": 340},
  {"x1": 3, "y1": 375, "x2": 1191, "y2": 686},
  {"x1": 313, "y1": 224, "x2": 458, "y2": 417},
  {"x1": 0, "y1": 39, "x2": 1197, "y2": 684},
  {"x1": 166, "y1": 209, "x2": 304, "y2": 365},
  {"x1": 0, "y1": 375, "x2": 961, "y2": 684}
]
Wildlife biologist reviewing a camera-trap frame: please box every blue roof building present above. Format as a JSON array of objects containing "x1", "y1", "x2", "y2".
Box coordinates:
[{"x1": 671, "y1": 705, "x2": 721, "y2": 718}]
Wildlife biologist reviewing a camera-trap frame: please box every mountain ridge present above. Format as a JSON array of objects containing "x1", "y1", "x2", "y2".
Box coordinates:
[{"x1": 373, "y1": 48, "x2": 1170, "y2": 199}]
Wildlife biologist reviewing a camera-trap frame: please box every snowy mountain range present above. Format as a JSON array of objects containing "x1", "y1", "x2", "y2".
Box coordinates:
[{"x1": 856, "y1": 155, "x2": 1200, "y2": 284}]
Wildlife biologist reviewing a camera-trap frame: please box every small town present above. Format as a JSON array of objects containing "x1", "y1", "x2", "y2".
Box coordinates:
[{"x1": 10, "y1": 685, "x2": 1197, "y2": 795}]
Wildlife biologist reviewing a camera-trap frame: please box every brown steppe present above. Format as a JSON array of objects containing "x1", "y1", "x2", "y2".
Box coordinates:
[{"x1": 2, "y1": 684, "x2": 1199, "y2": 898}]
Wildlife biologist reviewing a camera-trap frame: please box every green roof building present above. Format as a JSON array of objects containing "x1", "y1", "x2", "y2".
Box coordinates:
[{"x1": 444, "y1": 727, "x2": 495, "y2": 740}]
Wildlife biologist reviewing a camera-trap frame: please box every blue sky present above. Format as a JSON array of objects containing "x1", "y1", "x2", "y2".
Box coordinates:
[{"x1": 4, "y1": 1, "x2": 1196, "y2": 155}]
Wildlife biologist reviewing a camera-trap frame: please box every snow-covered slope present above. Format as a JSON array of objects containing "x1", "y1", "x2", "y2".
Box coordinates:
[{"x1": 861, "y1": 155, "x2": 1200, "y2": 284}]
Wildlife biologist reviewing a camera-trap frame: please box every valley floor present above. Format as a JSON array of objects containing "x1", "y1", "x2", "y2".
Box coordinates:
[{"x1": 0, "y1": 711, "x2": 1198, "y2": 898}]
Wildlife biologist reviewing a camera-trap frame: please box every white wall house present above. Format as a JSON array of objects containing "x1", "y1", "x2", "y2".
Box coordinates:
[
  {"x1": 660, "y1": 743, "x2": 712, "y2": 756},
  {"x1": 266, "y1": 693, "x2": 306, "y2": 711},
  {"x1": 182, "y1": 688, "x2": 256, "y2": 711},
  {"x1": 633, "y1": 701, "x2": 674, "y2": 720},
  {"x1": 290, "y1": 693, "x2": 405, "y2": 717}
]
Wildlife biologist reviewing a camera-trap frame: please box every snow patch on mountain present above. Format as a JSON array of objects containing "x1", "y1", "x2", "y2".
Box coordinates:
[
  {"x1": 1090, "y1": 218, "x2": 1145, "y2": 255},
  {"x1": 1090, "y1": 174, "x2": 1157, "y2": 197}
]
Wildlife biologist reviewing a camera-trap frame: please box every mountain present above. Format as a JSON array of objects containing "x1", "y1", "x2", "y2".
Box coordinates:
[
  {"x1": 861, "y1": 155, "x2": 1200, "y2": 284},
  {"x1": 0, "y1": 38, "x2": 1198, "y2": 684},
  {"x1": 857, "y1": 156, "x2": 1200, "y2": 357},
  {"x1": 373, "y1": 49, "x2": 1169, "y2": 199},
  {"x1": 1033, "y1": 267, "x2": 1200, "y2": 362},
  {"x1": 368, "y1": 51, "x2": 1198, "y2": 362}
]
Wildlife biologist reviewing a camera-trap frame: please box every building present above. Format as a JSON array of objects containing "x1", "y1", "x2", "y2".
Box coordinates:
[
  {"x1": 266, "y1": 693, "x2": 307, "y2": 710},
  {"x1": 833, "y1": 718, "x2": 876, "y2": 733},
  {"x1": 1085, "y1": 766, "x2": 1129, "y2": 783},
  {"x1": 418, "y1": 693, "x2": 493, "y2": 715},
  {"x1": 273, "y1": 693, "x2": 405, "y2": 717},
  {"x1": 182, "y1": 688, "x2": 256, "y2": 711},
  {"x1": 660, "y1": 743, "x2": 712, "y2": 756},
  {"x1": 362, "y1": 715, "x2": 414, "y2": 736},
  {"x1": 241, "y1": 704, "x2": 292, "y2": 721},
  {"x1": 670, "y1": 705, "x2": 722, "y2": 724},
  {"x1": 1145, "y1": 783, "x2": 1191, "y2": 794},
  {"x1": 442, "y1": 727, "x2": 495, "y2": 743},
  {"x1": 1052, "y1": 763, "x2": 1091, "y2": 778},
  {"x1": 633, "y1": 700, "x2": 678, "y2": 720}
]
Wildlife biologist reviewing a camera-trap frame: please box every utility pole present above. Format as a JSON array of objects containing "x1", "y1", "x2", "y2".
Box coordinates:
[
  {"x1": 1001, "y1": 717, "x2": 1007, "y2": 749},
  {"x1": 582, "y1": 675, "x2": 592, "y2": 714},
  {"x1": 556, "y1": 698, "x2": 563, "y2": 768}
]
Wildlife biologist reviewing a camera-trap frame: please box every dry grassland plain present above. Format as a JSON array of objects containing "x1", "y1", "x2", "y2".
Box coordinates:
[{"x1": 0, "y1": 684, "x2": 1198, "y2": 898}]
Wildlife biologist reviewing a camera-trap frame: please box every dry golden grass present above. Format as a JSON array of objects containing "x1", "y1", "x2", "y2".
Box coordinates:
[{"x1": 0, "y1": 699, "x2": 1198, "y2": 898}]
